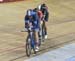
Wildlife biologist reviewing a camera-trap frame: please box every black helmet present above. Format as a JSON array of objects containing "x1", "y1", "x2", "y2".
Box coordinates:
[
  {"x1": 42, "y1": 3, "x2": 46, "y2": 7},
  {"x1": 33, "y1": 8, "x2": 38, "y2": 12}
]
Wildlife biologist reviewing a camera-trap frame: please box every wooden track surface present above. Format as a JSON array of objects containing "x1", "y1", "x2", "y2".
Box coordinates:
[{"x1": 0, "y1": 0, "x2": 75, "y2": 61}]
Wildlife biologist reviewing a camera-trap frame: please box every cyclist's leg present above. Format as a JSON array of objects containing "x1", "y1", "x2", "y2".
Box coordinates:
[
  {"x1": 34, "y1": 28, "x2": 39, "y2": 51},
  {"x1": 43, "y1": 21, "x2": 47, "y2": 34},
  {"x1": 44, "y1": 12, "x2": 49, "y2": 39},
  {"x1": 43, "y1": 21, "x2": 47, "y2": 38},
  {"x1": 39, "y1": 21, "x2": 43, "y2": 39},
  {"x1": 43, "y1": 20, "x2": 48, "y2": 39}
]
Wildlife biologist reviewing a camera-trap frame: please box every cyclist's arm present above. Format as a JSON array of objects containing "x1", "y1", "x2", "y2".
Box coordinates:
[{"x1": 25, "y1": 15, "x2": 30, "y2": 28}]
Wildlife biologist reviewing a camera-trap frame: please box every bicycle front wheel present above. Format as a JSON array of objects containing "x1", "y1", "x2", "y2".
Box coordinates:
[{"x1": 26, "y1": 37, "x2": 31, "y2": 57}]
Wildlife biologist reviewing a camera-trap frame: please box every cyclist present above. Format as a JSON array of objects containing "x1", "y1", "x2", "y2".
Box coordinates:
[
  {"x1": 25, "y1": 9, "x2": 40, "y2": 51},
  {"x1": 38, "y1": 3, "x2": 49, "y2": 39}
]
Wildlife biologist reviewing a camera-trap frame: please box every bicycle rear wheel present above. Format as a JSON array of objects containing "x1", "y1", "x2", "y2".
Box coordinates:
[{"x1": 42, "y1": 23, "x2": 45, "y2": 42}]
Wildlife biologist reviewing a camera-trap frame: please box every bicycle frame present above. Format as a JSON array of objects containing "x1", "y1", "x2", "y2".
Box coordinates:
[
  {"x1": 26, "y1": 30, "x2": 36, "y2": 57},
  {"x1": 27, "y1": 31, "x2": 35, "y2": 49}
]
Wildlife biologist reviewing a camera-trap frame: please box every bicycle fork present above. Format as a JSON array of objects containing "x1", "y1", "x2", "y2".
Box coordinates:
[{"x1": 30, "y1": 32, "x2": 36, "y2": 49}]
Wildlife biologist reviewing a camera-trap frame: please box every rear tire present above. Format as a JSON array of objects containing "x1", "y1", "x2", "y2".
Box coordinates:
[{"x1": 42, "y1": 24, "x2": 45, "y2": 42}]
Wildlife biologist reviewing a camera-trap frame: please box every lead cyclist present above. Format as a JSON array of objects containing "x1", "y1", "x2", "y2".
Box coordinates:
[{"x1": 25, "y1": 9, "x2": 40, "y2": 52}]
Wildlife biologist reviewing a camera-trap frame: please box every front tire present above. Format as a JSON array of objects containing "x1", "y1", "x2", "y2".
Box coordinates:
[{"x1": 26, "y1": 38, "x2": 31, "y2": 57}]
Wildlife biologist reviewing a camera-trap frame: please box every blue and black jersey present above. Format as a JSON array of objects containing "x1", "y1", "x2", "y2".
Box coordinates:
[{"x1": 25, "y1": 11, "x2": 40, "y2": 30}]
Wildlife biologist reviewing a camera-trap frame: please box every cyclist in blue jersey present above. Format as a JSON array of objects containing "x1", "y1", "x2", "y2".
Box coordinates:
[{"x1": 25, "y1": 9, "x2": 40, "y2": 51}]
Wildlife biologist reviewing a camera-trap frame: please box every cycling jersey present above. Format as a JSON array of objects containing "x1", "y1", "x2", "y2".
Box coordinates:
[
  {"x1": 41, "y1": 4, "x2": 49, "y2": 21},
  {"x1": 25, "y1": 10, "x2": 40, "y2": 31},
  {"x1": 37, "y1": 11, "x2": 43, "y2": 20}
]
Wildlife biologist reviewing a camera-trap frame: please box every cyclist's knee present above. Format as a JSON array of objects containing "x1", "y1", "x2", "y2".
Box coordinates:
[{"x1": 34, "y1": 30, "x2": 39, "y2": 39}]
